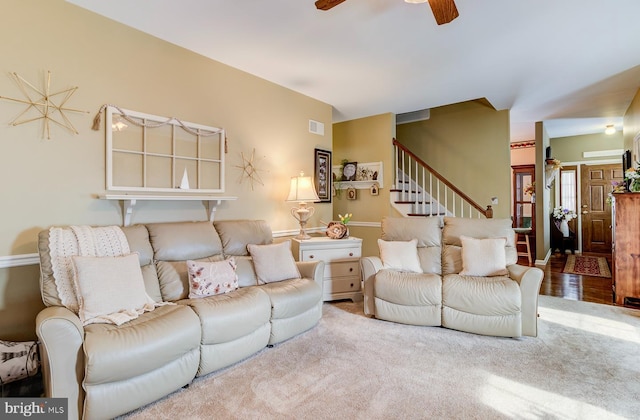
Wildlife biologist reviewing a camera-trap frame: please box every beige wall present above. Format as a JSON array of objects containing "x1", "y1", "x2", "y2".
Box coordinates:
[
  {"x1": 511, "y1": 145, "x2": 536, "y2": 166},
  {"x1": 535, "y1": 122, "x2": 551, "y2": 261},
  {"x1": 332, "y1": 113, "x2": 396, "y2": 257},
  {"x1": 623, "y1": 88, "x2": 640, "y2": 159},
  {"x1": 0, "y1": 0, "x2": 332, "y2": 339},
  {"x1": 551, "y1": 132, "x2": 624, "y2": 162},
  {"x1": 396, "y1": 99, "x2": 511, "y2": 218}
]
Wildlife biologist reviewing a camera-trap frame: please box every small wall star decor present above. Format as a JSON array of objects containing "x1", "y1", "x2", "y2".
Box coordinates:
[
  {"x1": 0, "y1": 71, "x2": 88, "y2": 139},
  {"x1": 234, "y1": 148, "x2": 265, "y2": 190}
]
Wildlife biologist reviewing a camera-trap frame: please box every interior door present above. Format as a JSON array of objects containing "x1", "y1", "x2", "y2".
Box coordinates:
[{"x1": 580, "y1": 163, "x2": 623, "y2": 253}]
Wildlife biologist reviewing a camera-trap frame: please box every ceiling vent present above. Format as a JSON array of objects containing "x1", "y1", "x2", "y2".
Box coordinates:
[{"x1": 397, "y1": 108, "x2": 431, "y2": 125}]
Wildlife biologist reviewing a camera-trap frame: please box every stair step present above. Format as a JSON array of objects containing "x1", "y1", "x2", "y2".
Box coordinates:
[
  {"x1": 394, "y1": 200, "x2": 432, "y2": 205},
  {"x1": 407, "y1": 212, "x2": 447, "y2": 217},
  {"x1": 390, "y1": 189, "x2": 422, "y2": 194}
]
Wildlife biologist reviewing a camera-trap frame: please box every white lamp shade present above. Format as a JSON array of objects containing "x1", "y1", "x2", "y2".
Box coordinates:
[{"x1": 287, "y1": 173, "x2": 319, "y2": 202}]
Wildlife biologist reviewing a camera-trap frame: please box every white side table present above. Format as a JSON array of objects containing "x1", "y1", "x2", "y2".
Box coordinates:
[{"x1": 291, "y1": 236, "x2": 363, "y2": 302}]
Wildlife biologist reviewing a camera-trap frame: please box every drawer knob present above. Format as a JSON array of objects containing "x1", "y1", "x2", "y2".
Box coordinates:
[
  {"x1": 309, "y1": 255, "x2": 314, "y2": 259},
  {"x1": 349, "y1": 252, "x2": 353, "y2": 257},
  {"x1": 350, "y1": 283, "x2": 354, "y2": 288},
  {"x1": 349, "y1": 267, "x2": 353, "y2": 272}
]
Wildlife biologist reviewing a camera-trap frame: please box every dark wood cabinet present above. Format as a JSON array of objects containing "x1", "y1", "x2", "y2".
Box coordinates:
[{"x1": 611, "y1": 193, "x2": 640, "y2": 306}]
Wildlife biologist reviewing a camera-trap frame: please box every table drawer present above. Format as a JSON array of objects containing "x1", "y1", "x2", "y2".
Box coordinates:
[
  {"x1": 324, "y1": 277, "x2": 360, "y2": 294},
  {"x1": 301, "y1": 247, "x2": 361, "y2": 262},
  {"x1": 325, "y1": 261, "x2": 360, "y2": 278}
]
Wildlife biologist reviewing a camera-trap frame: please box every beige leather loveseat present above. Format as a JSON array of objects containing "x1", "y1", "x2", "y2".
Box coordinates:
[
  {"x1": 36, "y1": 220, "x2": 323, "y2": 420},
  {"x1": 361, "y1": 217, "x2": 543, "y2": 338}
]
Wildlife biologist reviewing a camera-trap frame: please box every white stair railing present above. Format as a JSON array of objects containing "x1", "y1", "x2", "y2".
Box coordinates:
[{"x1": 393, "y1": 139, "x2": 492, "y2": 219}]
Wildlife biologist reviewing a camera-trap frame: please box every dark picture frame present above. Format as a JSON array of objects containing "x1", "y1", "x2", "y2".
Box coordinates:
[{"x1": 314, "y1": 148, "x2": 332, "y2": 203}]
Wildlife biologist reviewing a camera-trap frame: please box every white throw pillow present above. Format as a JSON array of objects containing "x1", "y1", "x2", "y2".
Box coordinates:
[
  {"x1": 459, "y1": 236, "x2": 509, "y2": 277},
  {"x1": 71, "y1": 253, "x2": 156, "y2": 326},
  {"x1": 378, "y1": 238, "x2": 422, "y2": 273},
  {"x1": 187, "y1": 258, "x2": 239, "y2": 298},
  {"x1": 247, "y1": 240, "x2": 301, "y2": 284}
]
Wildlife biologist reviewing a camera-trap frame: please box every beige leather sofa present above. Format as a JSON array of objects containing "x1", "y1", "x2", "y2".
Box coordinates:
[
  {"x1": 361, "y1": 217, "x2": 544, "y2": 338},
  {"x1": 36, "y1": 220, "x2": 323, "y2": 420}
]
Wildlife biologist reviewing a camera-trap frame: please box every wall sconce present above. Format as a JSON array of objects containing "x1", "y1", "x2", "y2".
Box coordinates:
[
  {"x1": 605, "y1": 124, "x2": 616, "y2": 135},
  {"x1": 287, "y1": 171, "x2": 320, "y2": 239}
]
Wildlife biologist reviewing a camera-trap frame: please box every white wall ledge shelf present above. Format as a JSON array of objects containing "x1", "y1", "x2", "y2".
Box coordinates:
[
  {"x1": 98, "y1": 193, "x2": 237, "y2": 226},
  {"x1": 332, "y1": 161, "x2": 383, "y2": 190}
]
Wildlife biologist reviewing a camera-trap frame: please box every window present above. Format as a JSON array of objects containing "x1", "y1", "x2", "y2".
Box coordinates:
[
  {"x1": 559, "y1": 169, "x2": 577, "y2": 212},
  {"x1": 105, "y1": 106, "x2": 226, "y2": 193}
]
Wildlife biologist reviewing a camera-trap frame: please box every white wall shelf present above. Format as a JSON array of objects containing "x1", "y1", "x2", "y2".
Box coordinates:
[
  {"x1": 98, "y1": 193, "x2": 237, "y2": 226},
  {"x1": 332, "y1": 161, "x2": 383, "y2": 190}
]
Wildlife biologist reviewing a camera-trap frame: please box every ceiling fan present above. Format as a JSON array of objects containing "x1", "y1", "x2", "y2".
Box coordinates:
[{"x1": 315, "y1": 0, "x2": 459, "y2": 25}]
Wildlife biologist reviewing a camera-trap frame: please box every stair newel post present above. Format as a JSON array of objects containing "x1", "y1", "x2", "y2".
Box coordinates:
[{"x1": 485, "y1": 205, "x2": 493, "y2": 218}]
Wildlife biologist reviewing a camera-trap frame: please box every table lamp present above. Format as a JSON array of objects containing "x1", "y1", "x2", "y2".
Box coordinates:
[{"x1": 287, "y1": 171, "x2": 320, "y2": 239}]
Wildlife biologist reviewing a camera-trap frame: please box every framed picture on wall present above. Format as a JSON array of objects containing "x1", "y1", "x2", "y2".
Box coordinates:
[{"x1": 314, "y1": 148, "x2": 332, "y2": 203}]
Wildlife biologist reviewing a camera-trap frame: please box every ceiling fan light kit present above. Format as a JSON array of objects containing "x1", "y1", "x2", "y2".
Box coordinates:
[{"x1": 316, "y1": 0, "x2": 459, "y2": 26}]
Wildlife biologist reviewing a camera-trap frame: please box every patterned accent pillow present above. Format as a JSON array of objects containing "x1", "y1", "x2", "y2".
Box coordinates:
[{"x1": 187, "y1": 258, "x2": 239, "y2": 298}]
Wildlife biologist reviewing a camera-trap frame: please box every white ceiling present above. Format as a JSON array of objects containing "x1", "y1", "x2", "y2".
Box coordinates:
[{"x1": 68, "y1": 0, "x2": 640, "y2": 142}]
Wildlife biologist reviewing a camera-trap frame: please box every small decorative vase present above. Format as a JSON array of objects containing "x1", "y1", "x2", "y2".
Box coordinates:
[
  {"x1": 560, "y1": 219, "x2": 570, "y2": 237},
  {"x1": 630, "y1": 179, "x2": 640, "y2": 192}
]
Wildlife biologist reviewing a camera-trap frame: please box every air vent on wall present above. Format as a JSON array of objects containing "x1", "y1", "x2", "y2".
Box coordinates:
[
  {"x1": 309, "y1": 119, "x2": 325, "y2": 136},
  {"x1": 396, "y1": 108, "x2": 431, "y2": 125}
]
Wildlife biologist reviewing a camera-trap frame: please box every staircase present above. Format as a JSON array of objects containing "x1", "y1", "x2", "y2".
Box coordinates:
[{"x1": 391, "y1": 139, "x2": 493, "y2": 219}]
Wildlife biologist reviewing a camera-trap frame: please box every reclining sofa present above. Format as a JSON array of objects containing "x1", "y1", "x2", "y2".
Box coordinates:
[
  {"x1": 361, "y1": 217, "x2": 544, "y2": 338},
  {"x1": 36, "y1": 220, "x2": 323, "y2": 420}
]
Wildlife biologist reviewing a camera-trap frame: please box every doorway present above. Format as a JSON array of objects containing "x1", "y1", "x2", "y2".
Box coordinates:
[{"x1": 579, "y1": 163, "x2": 623, "y2": 253}]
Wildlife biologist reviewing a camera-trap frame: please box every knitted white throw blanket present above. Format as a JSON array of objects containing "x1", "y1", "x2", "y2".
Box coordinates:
[{"x1": 49, "y1": 225, "x2": 131, "y2": 313}]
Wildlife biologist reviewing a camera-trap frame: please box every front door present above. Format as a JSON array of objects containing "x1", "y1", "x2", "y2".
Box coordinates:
[{"x1": 580, "y1": 163, "x2": 623, "y2": 253}]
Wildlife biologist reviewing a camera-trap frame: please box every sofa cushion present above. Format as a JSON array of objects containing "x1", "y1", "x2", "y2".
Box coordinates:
[
  {"x1": 442, "y1": 217, "x2": 517, "y2": 275},
  {"x1": 442, "y1": 274, "x2": 521, "y2": 316},
  {"x1": 459, "y1": 236, "x2": 508, "y2": 277},
  {"x1": 147, "y1": 221, "x2": 223, "y2": 261},
  {"x1": 378, "y1": 239, "x2": 422, "y2": 273},
  {"x1": 213, "y1": 220, "x2": 273, "y2": 256},
  {"x1": 381, "y1": 217, "x2": 442, "y2": 274},
  {"x1": 247, "y1": 241, "x2": 301, "y2": 284},
  {"x1": 71, "y1": 253, "x2": 157, "y2": 326},
  {"x1": 187, "y1": 258, "x2": 239, "y2": 298},
  {"x1": 83, "y1": 304, "x2": 201, "y2": 385},
  {"x1": 179, "y1": 287, "x2": 271, "y2": 345},
  {"x1": 375, "y1": 269, "x2": 442, "y2": 306},
  {"x1": 259, "y1": 278, "x2": 322, "y2": 319}
]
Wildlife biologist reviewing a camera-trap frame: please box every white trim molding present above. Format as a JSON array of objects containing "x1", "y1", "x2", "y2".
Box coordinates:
[{"x1": 0, "y1": 253, "x2": 39, "y2": 269}]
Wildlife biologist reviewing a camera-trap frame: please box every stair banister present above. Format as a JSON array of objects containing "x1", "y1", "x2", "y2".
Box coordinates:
[{"x1": 393, "y1": 138, "x2": 492, "y2": 218}]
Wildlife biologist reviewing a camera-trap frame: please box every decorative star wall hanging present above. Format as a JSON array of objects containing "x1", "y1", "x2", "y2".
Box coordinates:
[
  {"x1": 234, "y1": 148, "x2": 265, "y2": 190},
  {"x1": 0, "y1": 71, "x2": 88, "y2": 139}
]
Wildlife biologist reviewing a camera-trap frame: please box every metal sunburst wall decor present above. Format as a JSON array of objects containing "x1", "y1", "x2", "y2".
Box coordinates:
[
  {"x1": 0, "y1": 71, "x2": 88, "y2": 139},
  {"x1": 234, "y1": 148, "x2": 265, "y2": 190}
]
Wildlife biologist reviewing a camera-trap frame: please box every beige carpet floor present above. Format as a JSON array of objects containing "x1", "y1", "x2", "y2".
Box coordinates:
[{"x1": 120, "y1": 296, "x2": 640, "y2": 420}]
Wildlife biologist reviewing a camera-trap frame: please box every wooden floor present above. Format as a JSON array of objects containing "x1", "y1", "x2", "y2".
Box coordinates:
[{"x1": 519, "y1": 252, "x2": 614, "y2": 305}]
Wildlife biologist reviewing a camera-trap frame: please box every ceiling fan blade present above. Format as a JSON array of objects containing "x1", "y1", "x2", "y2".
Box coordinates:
[
  {"x1": 315, "y1": 0, "x2": 347, "y2": 11},
  {"x1": 428, "y1": 0, "x2": 459, "y2": 25}
]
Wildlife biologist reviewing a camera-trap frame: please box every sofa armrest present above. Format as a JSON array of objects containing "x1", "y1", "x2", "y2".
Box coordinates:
[
  {"x1": 507, "y1": 264, "x2": 544, "y2": 337},
  {"x1": 36, "y1": 306, "x2": 85, "y2": 420},
  {"x1": 296, "y1": 260, "x2": 324, "y2": 289},
  {"x1": 361, "y1": 256, "x2": 383, "y2": 316}
]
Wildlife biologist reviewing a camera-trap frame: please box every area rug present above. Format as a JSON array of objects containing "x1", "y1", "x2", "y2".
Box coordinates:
[
  {"x1": 119, "y1": 296, "x2": 640, "y2": 420},
  {"x1": 563, "y1": 255, "x2": 612, "y2": 278}
]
